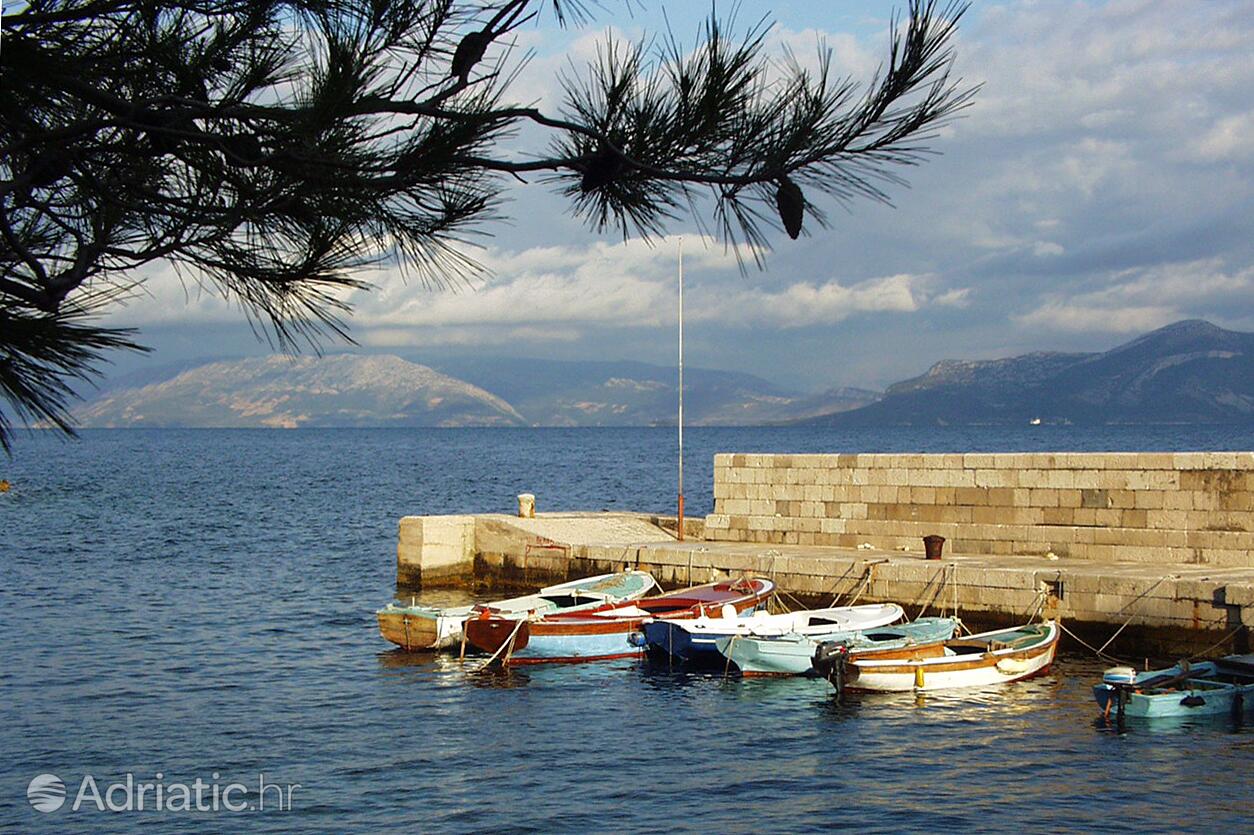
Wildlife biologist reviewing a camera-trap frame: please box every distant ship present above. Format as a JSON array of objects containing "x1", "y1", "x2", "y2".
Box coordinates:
[{"x1": 1029, "y1": 417, "x2": 1042, "y2": 425}]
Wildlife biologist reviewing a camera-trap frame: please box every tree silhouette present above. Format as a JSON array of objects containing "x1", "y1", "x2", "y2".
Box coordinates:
[{"x1": 0, "y1": 0, "x2": 974, "y2": 449}]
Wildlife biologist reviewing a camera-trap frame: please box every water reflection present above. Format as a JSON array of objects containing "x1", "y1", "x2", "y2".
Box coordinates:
[{"x1": 1096, "y1": 710, "x2": 1249, "y2": 737}]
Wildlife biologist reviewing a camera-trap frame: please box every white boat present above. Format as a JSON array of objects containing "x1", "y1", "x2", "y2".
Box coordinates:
[
  {"x1": 643, "y1": 602, "x2": 905, "y2": 660},
  {"x1": 715, "y1": 617, "x2": 959, "y2": 677},
  {"x1": 376, "y1": 570, "x2": 656, "y2": 651},
  {"x1": 814, "y1": 621, "x2": 1059, "y2": 692}
]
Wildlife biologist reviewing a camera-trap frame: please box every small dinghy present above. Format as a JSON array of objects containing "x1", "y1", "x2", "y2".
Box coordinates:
[
  {"x1": 376, "y1": 570, "x2": 656, "y2": 651},
  {"x1": 813, "y1": 621, "x2": 1059, "y2": 692},
  {"x1": 463, "y1": 577, "x2": 775, "y2": 664},
  {"x1": 644, "y1": 603, "x2": 905, "y2": 661},
  {"x1": 715, "y1": 617, "x2": 960, "y2": 677},
  {"x1": 1093, "y1": 654, "x2": 1254, "y2": 721}
]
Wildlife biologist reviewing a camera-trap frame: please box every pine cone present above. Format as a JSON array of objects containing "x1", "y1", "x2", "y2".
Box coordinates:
[{"x1": 775, "y1": 176, "x2": 805, "y2": 239}]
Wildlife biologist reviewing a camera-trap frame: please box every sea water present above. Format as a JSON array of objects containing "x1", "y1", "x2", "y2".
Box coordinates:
[{"x1": 2, "y1": 426, "x2": 1252, "y2": 831}]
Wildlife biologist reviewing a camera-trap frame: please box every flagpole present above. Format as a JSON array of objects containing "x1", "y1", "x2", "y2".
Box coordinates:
[{"x1": 677, "y1": 237, "x2": 685, "y2": 542}]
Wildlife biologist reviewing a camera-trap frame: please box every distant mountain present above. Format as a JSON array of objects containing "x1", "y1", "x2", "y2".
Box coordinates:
[
  {"x1": 76, "y1": 355, "x2": 527, "y2": 428},
  {"x1": 428, "y1": 357, "x2": 879, "y2": 426},
  {"x1": 77, "y1": 354, "x2": 879, "y2": 428},
  {"x1": 802, "y1": 320, "x2": 1254, "y2": 426}
]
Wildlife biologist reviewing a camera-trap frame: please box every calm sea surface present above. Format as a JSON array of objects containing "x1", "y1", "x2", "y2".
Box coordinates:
[{"x1": 2, "y1": 426, "x2": 1253, "y2": 832}]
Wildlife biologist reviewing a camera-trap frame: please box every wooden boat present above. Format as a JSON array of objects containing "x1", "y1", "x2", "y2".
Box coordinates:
[
  {"x1": 376, "y1": 570, "x2": 656, "y2": 651},
  {"x1": 714, "y1": 617, "x2": 959, "y2": 677},
  {"x1": 1093, "y1": 654, "x2": 1254, "y2": 721},
  {"x1": 813, "y1": 621, "x2": 1059, "y2": 692},
  {"x1": 644, "y1": 603, "x2": 905, "y2": 660},
  {"x1": 463, "y1": 577, "x2": 776, "y2": 664}
]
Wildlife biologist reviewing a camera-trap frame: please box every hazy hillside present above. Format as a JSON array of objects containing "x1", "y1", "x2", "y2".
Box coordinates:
[
  {"x1": 430, "y1": 356, "x2": 878, "y2": 426},
  {"x1": 802, "y1": 320, "x2": 1254, "y2": 426},
  {"x1": 76, "y1": 355, "x2": 527, "y2": 428}
]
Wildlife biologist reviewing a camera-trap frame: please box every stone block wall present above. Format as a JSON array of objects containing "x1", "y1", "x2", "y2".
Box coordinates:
[
  {"x1": 704, "y1": 452, "x2": 1254, "y2": 567},
  {"x1": 397, "y1": 514, "x2": 475, "y2": 587}
]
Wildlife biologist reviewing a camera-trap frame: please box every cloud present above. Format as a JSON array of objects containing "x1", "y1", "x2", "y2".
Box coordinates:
[
  {"x1": 696, "y1": 274, "x2": 925, "y2": 328},
  {"x1": 1013, "y1": 259, "x2": 1254, "y2": 333},
  {"x1": 1193, "y1": 111, "x2": 1254, "y2": 162},
  {"x1": 88, "y1": 2, "x2": 1254, "y2": 393},
  {"x1": 337, "y1": 236, "x2": 961, "y2": 344}
]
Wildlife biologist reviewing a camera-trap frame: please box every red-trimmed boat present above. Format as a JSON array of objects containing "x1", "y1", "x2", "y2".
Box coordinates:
[{"x1": 463, "y1": 577, "x2": 775, "y2": 665}]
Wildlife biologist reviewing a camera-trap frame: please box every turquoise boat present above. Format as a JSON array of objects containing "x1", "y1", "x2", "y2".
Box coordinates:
[
  {"x1": 1094, "y1": 654, "x2": 1254, "y2": 721},
  {"x1": 714, "y1": 617, "x2": 960, "y2": 677}
]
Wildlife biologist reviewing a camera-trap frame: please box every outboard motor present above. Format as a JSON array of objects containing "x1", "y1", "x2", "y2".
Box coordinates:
[
  {"x1": 1102, "y1": 666, "x2": 1138, "y2": 686},
  {"x1": 1101, "y1": 666, "x2": 1138, "y2": 724},
  {"x1": 813, "y1": 641, "x2": 850, "y2": 698}
]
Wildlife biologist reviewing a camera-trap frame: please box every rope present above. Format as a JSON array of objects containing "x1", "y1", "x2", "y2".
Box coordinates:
[
  {"x1": 475, "y1": 617, "x2": 527, "y2": 672},
  {"x1": 1188, "y1": 621, "x2": 1250, "y2": 661},
  {"x1": 914, "y1": 564, "x2": 950, "y2": 621},
  {"x1": 1095, "y1": 574, "x2": 1176, "y2": 656},
  {"x1": 1057, "y1": 620, "x2": 1135, "y2": 666},
  {"x1": 774, "y1": 588, "x2": 808, "y2": 613},
  {"x1": 951, "y1": 563, "x2": 958, "y2": 620},
  {"x1": 832, "y1": 561, "x2": 882, "y2": 608},
  {"x1": 825, "y1": 562, "x2": 862, "y2": 606},
  {"x1": 1025, "y1": 588, "x2": 1049, "y2": 624},
  {"x1": 722, "y1": 634, "x2": 738, "y2": 681}
]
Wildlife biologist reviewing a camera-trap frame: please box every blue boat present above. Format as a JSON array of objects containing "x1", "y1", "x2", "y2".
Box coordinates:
[{"x1": 1094, "y1": 654, "x2": 1254, "y2": 720}]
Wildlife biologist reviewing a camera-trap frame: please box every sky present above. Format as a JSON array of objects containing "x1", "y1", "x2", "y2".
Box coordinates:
[{"x1": 101, "y1": 0, "x2": 1254, "y2": 393}]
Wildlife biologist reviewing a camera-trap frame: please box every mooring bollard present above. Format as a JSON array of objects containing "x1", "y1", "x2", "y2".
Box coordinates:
[
  {"x1": 517, "y1": 493, "x2": 535, "y2": 518},
  {"x1": 923, "y1": 534, "x2": 945, "y2": 560}
]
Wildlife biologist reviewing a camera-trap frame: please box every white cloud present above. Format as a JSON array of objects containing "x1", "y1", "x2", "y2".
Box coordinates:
[
  {"x1": 933, "y1": 287, "x2": 972, "y2": 308},
  {"x1": 1014, "y1": 302, "x2": 1178, "y2": 335},
  {"x1": 338, "y1": 237, "x2": 956, "y2": 343},
  {"x1": 696, "y1": 273, "x2": 924, "y2": 328},
  {"x1": 1014, "y1": 259, "x2": 1254, "y2": 334},
  {"x1": 1194, "y1": 111, "x2": 1254, "y2": 162}
]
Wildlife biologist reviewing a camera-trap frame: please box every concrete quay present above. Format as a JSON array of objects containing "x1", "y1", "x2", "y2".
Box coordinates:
[
  {"x1": 396, "y1": 511, "x2": 1253, "y2": 659},
  {"x1": 396, "y1": 452, "x2": 1254, "y2": 658}
]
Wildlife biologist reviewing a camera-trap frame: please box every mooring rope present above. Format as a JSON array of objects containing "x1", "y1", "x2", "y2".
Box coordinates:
[
  {"x1": 475, "y1": 617, "x2": 527, "y2": 672},
  {"x1": 722, "y1": 634, "x2": 738, "y2": 682},
  {"x1": 1188, "y1": 621, "x2": 1250, "y2": 661},
  {"x1": 832, "y1": 561, "x2": 880, "y2": 608},
  {"x1": 826, "y1": 562, "x2": 862, "y2": 606},
  {"x1": 1095, "y1": 574, "x2": 1177, "y2": 656},
  {"x1": 914, "y1": 564, "x2": 950, "y2": 620},
  {"x1": 1057, "y1": 620, "x2": 1134, "y2": 666},
  {"x1": 1025, "y1": 587, "x2": 1049, "y2": 624}
]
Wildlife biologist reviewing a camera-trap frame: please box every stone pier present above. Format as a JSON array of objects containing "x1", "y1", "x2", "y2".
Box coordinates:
[{"x1": 395, "y1": 452, "x2": 1254, "y2": 658}]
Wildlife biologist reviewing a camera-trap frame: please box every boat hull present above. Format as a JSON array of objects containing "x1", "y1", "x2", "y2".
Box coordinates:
[
  {"x1": 503, "y1": 619, "x2": 648, "y2": 664},
  {"x1": 1093, "y1": 657, "x2": 1254, "y2": 718},
  {"x1": 377, "y1": 608, "x2": 466, "y2": 651},
  {"x1": 645, "y1": 603, "x2": 905, "y2": 661},
  {"x1": 377, "y1": 570, "x2": 656, "y2": 651},
  {"x1": 824, "y1": 622, "x2": 1060, "y2": 692},
  {"x1": 465, "y1": 578, "x2": 776, "y2": 664},
  {"x1": 717, "y1": 618, "x2": 959, "y2": 677}
]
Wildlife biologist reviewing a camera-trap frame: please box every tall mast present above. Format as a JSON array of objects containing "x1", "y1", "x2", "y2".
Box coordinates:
[{"x1": 677, "y1": 237, "x2": 685, "y2": 542}]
